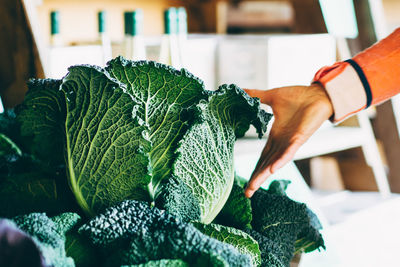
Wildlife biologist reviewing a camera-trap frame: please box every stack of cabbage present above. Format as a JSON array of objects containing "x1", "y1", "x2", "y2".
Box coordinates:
[{"x1": 0, "y1": 57, "x2": 324, "y2": 267}]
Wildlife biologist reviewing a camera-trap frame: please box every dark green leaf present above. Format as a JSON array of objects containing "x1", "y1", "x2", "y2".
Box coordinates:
[
  {"x1": 214, "y1": 180, "x2": 252, "y2": 229},
  {"x1": 15, "y1": 79, "x2": 66, "y2": 167},
  {"x1": 251, "y1": 181, "x2": 325, "y2": 266}
]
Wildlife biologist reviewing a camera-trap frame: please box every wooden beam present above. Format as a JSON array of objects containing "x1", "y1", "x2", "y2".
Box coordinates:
[
  {"x1": 350, "y1": 0, "x2": 400, "y2": 192},
  {"x1": 0, "y1": 0, "x2": 44, "y2": 108},
  {"x1": 184, "y1": 0, "x2": 222, "y2": 33},
  {"x1": 372, "y1": 102, "x2": 400, "y2": 192},
  {"x1": 291, "y1": 0, "x2": 327, "y2": 33}
]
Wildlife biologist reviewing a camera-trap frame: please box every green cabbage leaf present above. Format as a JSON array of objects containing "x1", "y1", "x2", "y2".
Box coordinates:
[{"x1": 14, "y1": 57, "x2": 272, "y2": 223}]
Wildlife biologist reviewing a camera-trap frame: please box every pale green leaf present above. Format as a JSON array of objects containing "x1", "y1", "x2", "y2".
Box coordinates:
[
  {"x1": 193, "y1": 222, "x2": 262, "y2": 267},
  {"x1": 0, "y1": 133, "x2": 22, "y2": 158},
  {"x1": 173, "y1": 84, "x2": 271, "y2": 223}
]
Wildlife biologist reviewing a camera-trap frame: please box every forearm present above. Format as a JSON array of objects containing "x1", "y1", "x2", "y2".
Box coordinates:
[{"x1": 313, "y1": 27, "x2": 400, "y2": 122}]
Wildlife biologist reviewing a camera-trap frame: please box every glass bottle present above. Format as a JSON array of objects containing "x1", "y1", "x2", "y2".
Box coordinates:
[
  {"x1": 50, "y1": 11, "x2": 62, "y2": 46},
  {"x1": 98, "y1": 10, "x2": 112, "y2": 64},
  {"x1": 159, "y1": 7, "x2": 181, "y2": 68},
  {"x1": 124, "y1": 10, "x2": 146, "y2": 60}
]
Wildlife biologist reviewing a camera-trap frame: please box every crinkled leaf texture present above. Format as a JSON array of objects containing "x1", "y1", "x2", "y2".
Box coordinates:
[
  {"x1": 259, "y1": 180, "x2": 325, "y2": 255},
  {"x1": 61, "y1": 65, "x2": 152, "y2": 215},
  {"x1": 192, "y1": 222, "x2": 261, "y2": 267},
  {"x1": 126, "y1": 259, "x2": 189, "y2": 267},
  {"x1": 243, "y1": 228, "x2": 287, "y2": 267},
  {"x1": 106, "y1": 58, "x2": 271, "y2": 223},
  {"x1": 172, "y1": 84, "x2": 271, "y2": 223},
  {"x1": 154, "y1": 176, "x2": 201, "y2": 222},
  {"x1": 15, "y1": 79, "x2": 66, "y2": 167},
  {"x1": 106, "y1": 58, "x2": 207, "y2": 194},
  {"x1": 14, "y1": 57, "x2": 271, "y2": 222},
  {"x1": 79, "y1": 200, "x2": 251, "y2": 267},
  {"x1": 250, "y1": 180, "x2": 325, "y2": 266}
]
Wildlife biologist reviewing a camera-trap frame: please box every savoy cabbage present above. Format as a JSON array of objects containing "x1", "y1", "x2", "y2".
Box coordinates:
[
  {"x1": 0, "y1": 57, "x2": 325, "y2": 267},
  {"x1": 15, "y1": 57, "x2": 272, "y2": 223}
]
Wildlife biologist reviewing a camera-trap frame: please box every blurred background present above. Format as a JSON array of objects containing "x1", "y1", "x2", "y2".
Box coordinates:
[{"x1": 1, "y1": 0, "x2": 400, "y2": 266}]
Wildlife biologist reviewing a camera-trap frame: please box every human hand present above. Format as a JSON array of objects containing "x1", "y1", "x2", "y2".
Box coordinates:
[{"x1": 244, "y1": 83, "x2": 334, "y2": 198}]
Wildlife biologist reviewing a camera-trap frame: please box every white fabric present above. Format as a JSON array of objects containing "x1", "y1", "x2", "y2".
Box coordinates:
[{"x1": 323, "y1": 65, "x2": 367, "y2": 122}]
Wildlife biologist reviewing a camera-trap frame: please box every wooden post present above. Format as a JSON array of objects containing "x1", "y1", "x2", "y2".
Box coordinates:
[
  {"x1": 373, "y1": 102, "x2": 400, "y2": 192},
  {"x1": 185, "y1": 0, "x2": 222, "y2": 33},
  {"x1": 350, "y1": 0, "x2": 400, "y2": 192},
  {"x1": 0, "y1": 0, "x2": 44, "y2": 108},
  {"x1": 291, "y1": 0, "x2": 327, "y2": 33}
]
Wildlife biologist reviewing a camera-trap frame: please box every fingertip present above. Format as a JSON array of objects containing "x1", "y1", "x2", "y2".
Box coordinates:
[
  {"x1": 245, "y1": 177, "x2": 258, "y2": 196},
  {"x1": 244, "y1": 188, "x2": 254, "y2": 198},
  {"x1": 245, "y1": 192, "x2": 254, "y2": 198},
  {"x1": 245, "y1": 180, "x2": 256, "y2": 192},
  {"x1": 246, "y1": 170, "x2": 270, "y2": 195}
]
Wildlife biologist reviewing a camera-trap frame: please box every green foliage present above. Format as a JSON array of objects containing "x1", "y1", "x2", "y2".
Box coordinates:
[
  {"x1": 9, "y1": 212, "x2": 99, "y2": 267},
  {"x1": 12, "y1": 212, "x2": 79, "y2": 267},
  {"x1": 0, "y1": 150, "x2": 76, "y2": 218},
  {"x1": 192, "y1": 222, "x2": 261, "y2": 267},
  {"x1": 0, "y1": 108, "x2": 75, "y2": 218},
  {"x1": 260, "y1": 180, "x2": 325, "y2": 255},
  {"x1": 0, "y1": 57, "x2": 325, "y2": 267},
  {"x1": 250, "y1": 180, "x2": 325, "y2": 266},
  {"x1": 242, "y1": 229, "x2": 286, "y2": 267},
  {"x1": 214, "y1": 177, "x2": 252, "y2": 229},
  {"x1": 65, "y1": 231, "x2": 100, "y2": 267},
  {"x1": 61, "y1": 65, "x2": 152, "y2": 216},
  {"x1": 125, "y1": 259, "x2": 189, "y2": 267},
  {"x1": 79, "y1": 200, "x2": 252, "y2": 267},
  {"x1": 0, "y1": 133, "x2": 21, "y2": 158},
  {"x1": 294, "y1": 209, "x2": 325, "y2": 254},
  {"x1": 0, "y1": 171, "x2": 64, "y2": 217},
  {"x1": 0, "y1": 109, "x2": 22, "y2": 148},
  {"x1": 63, "y1": 217, "x2": 100, "y2": 267},
  {"x1": 265, "y1": 180, "x2": 291, "y2": 196},
  {"x1": 0, "y1": 110, "x2": 23, "y2": 163},
  {"x1": 106, "y1": 58, "x2": 207, "y2": 192},
  {"x1": 51, "y1": 213, "x2": 81, "y2": 236},
  {"x1": 214, "y1": 180, "x2": 325, "y2": 267},
  {"x1": 15, "y1": 79, "x2": 66, "y2": 167},
  {"x1": 14, "y1": 58, "x2": 271, "y2": 222},
  {"x1": 155, "y1": 176, "x2": 201, "y2": 222},
  {"x1": 172, "y1": 84, "x2": 270, "y2": 223}
]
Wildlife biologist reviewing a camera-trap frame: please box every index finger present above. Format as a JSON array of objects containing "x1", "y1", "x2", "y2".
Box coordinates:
[{"x1": 244, "y1": 89, "x2": 274, "y2": 105}]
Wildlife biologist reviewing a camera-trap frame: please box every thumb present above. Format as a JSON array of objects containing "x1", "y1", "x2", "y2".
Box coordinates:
[{"x1": 244, "y1": 89, "x2": 274, "y2": 105}]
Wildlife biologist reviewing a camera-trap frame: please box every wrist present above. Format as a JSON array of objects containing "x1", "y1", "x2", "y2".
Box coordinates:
[{"x1": 310, "y1": 82, "x2": 334, "y2": 119}]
